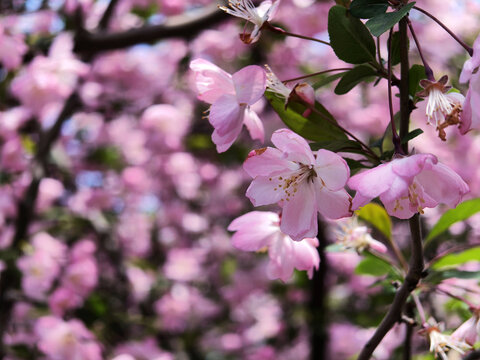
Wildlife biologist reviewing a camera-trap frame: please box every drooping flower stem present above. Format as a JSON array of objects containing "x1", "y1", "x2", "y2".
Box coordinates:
[
  {"x1": 387, "y1": 28, "x2": 403, "y2": 154},
  {"x1": 436, "y1": 288, "x2": 477, "y2": 309},
  {"x1": 412, "y1": 293, "x2": 427, "y2": 326},
  {"x1": 282, "y1": 68, "x2": 352, "y2": 83},
  {"x1": 413, "y1": 6, "x2": 473, "y2": 56},
  {"x1": 357, "y1": 215, "x2": 424, "y2": 360},
  {"x1": 406, "y1": 17, "x2": 434, "y2": 81},
  {"x1": 264, "y1": 22, "x2": 330, "y2": 46}
]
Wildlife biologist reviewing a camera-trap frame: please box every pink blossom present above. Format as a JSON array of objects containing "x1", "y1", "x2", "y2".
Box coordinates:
[
  {"x1": 37, "y1": 178, "x2": 64, "y2": 212},
  {"x1": 451, "y1": 311, "x2": 480, "y2": 346},
  {"x1": 229, "y1": 211, "x2": 320, "y2": 281},
  {"x1": 48, "y1": 287, "x2": 83, "y2": 316},
  {"x1": 0, "y1": 23, "x2": 27, "y2": 70},
  {"x1": 460, "y1": 71, "x2": 480, "y2": 134},
  {"x1": 244, "y1": 129, "x2": 352, "y2": 240},
  {"x1": 460, "y1": 35, "x2": 480, "y2": 84},
  {"x1": 190, "y1": 58, "x2": 266, "y2": 152},
  {"x1": 348, "y1": 154, "x2": 469, "y2": 219},
  {"x1": 34, "y1": 316, "x2": 102, "y2": 360}
]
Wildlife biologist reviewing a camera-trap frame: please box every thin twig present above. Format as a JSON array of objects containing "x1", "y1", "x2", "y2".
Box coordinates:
[
  {"x1": 282, "y1": 68, "x2": 351, "y2": 83},
  {"x1": 413, "y1": 6, "x2": 473, "y2": 56},
  {"x1": 387, "y1": 28, "x2": 402, "y2": 154},
  {"x1": 406, "y1": 17, "x2": 434, "y2": 80},
  {"x1": 265, "y1": 22, "x2": 330, "y2": 46}
]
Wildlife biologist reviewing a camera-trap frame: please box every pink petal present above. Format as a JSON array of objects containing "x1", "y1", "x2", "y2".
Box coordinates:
[
  {"x1": 271, "y1": 128, "x2": 315, "y2": 165},
  {"x1": 267, "y1": 235, "x2": 295, "y2": 281},
  {"x1": 245, "y1": 176, "x2": 284, "y2": 206},
  {"x1": 208, "y1": 94, "x2": 240, "y2": 132},
  {"x1": 232, "y1": 65, "x2": 266, "y2": 105},
  {"x1": 416, "y1": 162, "x2": 469, "y2": 208},
  {"x1": 292, "y1": 239, "x2": 320, "y2": 273},
  {"x1": 314, "y1": 185, "x2": 352, "y2": 220},
  {"x1": 229, "y1": 211, "x2": 279, "y2": 251},
  {"x1": 377, "y1": 175, "x2": 409, "y2": 205},
  {"x1": 351, "y1": 192, "x2": 372, "y2": 210},
  {"x1": 243, "y1": 147, "x2": 296, "y2": 178},
  {"x1": 190, "y1": 58, "x2": 234, "y2": 104},
  {"x1": 460, "y1": 89, "x2": 473, "y2": 134},
  {"x1": 315, "y1": 149, "x2": 350, "y2": 191},
  {"x1": 391, "y1": 154, "x2": 436, "y2": 178},
  {"x1": 382, "y1": 196, "x2": 416, "y2": 219},
  {"x1": 348, "y1": 163, "x2": 396, "y2": 198},
  {"x1": 243, "y1": 107, "x2": 264, "y2": 142},
  {"x1": 280, "y1": 181, "x2": 318, "y2": 241}
]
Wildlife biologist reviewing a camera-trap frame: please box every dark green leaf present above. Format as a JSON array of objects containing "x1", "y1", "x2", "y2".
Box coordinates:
[
  {"x1": 350, "y1": 0, "x2": 389, "y2": 19},
  {"x1": 328, "y1": 5, "x2": 376, "y2": 64},
  {"x1": 357, "y1": 203, "x2": 392, "y2": 239},
  {"x1": 425, "y1": 198, "x2": 480, "y2": 243},
  {"x1": 390, "y1": 31, "x2": 409, "y2": 66},
  {"x1": 401, "y1": 128, "x2": 423, "y2": 144},
  {"x1": 409, "y1": 64, "x2": 427, "y2": 98},
  {"x1": 425, "y1": 269, "x2": 480, "y2": 284},
  {"x1": 310, "y1": 139, "x2": 363, "y2": 153},
  {"x1": 87, "y1": 146, "x2": 124, "y2": 170},
  {"x1": 334, "y1": 65, "x2": 377, "y2": 94},
  {"x1": 265, "y1": 91, "x2": 348, "y2": 142},
  {"x1": 312, "y1": 72, "x2": 348, "y2": 89},
  {"x1": 366, "y1": 2, "x2": 415, "y2": 37},
  {"x1": 432, "y1": 247, "x2": 480, "y2": 270},
  {"x1": 355, "y1": 253, "x2": 392, "y2": 276}
]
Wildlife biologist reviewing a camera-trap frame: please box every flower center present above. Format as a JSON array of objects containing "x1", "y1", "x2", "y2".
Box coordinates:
[{"x1": 270, "y1": 164, "x2": 317, "y2": 202}]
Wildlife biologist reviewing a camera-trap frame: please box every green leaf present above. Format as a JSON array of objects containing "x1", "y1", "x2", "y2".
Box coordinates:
[
  {"x1": 86, "y1": 146, "x2": 125, "y2": 170},
  {"x1": 310, "y1": 139, "x2": 363, "y2": 153},
  {"x1": 366, "y1": 2, "x2": 415, "y2": 37},
  {"x1": 328, "y1": 5, "x2": 376, "y2": 64},
  {"x1": 425, "y1": 269, "x2": 480, "y2": 284},
  {"x1": 432, "y1": 247, "x2": 480, "y2": 270},
  {"x1": 350, "y1": 0, "x2": 389, "y2": 19},
  {"x1": 390, "y1": 31, "x2": 409, "y2": 66},
  {"x1": 357, "y1": 203, "x2": 392, "y2": 239},
  {"x1": 425, "y1": 198, "x2": 480, "y2": 243},
  {"x1": 265, "y1": 91, "x2": 348, "y2": 142},
  {"x1": 355, "y1": 253, "x2": 392, "y2": 276},
  {"x1": 401, "y1": 128, "x2": 423, "y2": 144},
  {"x1": 312, "y1": 72, "x2": 348, "y2": 89},
  {"x1": 334, "y1": 65, "x2": 377, "y2": 94},
  {"x1": 409, "y1": 64, "x2": 427, "y2": 98}
]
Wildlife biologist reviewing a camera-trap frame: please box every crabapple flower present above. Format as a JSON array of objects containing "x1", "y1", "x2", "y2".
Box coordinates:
[
  {"x1": 0, "y1": 23, "x2": 28, "y2": 70},
  {"x1": 459, "y1": 71, "x2": 480, "y2": 134},
  {"x1": 348, "y1": 154, "x2": 469, "y2": 219},
  {"x1": 334, "y1": 217, "x2": 387, "y2": 254},
  {"x1": 451, "y1": 310, "x2": 480, "y2": 346},
  {"x1": 422, "y1": 324, "x2": 471, "y2": 360},
  {"x1": 265, "y1": 65, "x2": 315, "y2": 116},
  {"x1": 460, "y1": 35, "x2": 480, "y2": 84},
  {"x1": 244, "y1": 129, "x2": 352, "y2": 241},
  {"x1": 219, "y1": 0, "x2": 280, "y2": 44},
  {"x1": 190, "y1": 58, "x2": 266, "y2": 152},
  {"x1": 417, "y1": 76, "x2": 464, "y2": 141},
  {"x1": 228, "y1": 211, "x2": 319, "y2": 281}
]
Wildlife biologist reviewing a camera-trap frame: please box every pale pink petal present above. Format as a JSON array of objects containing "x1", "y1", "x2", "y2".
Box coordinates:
[
  {"x1": 243, "y1": 147, "x2": 297, "y2": 177},
  {"x1": 271, "y1": 128, "x2": 315, "y2": 165},
  {"x1": 212, "y1": 126, "x2": 243, "y2": 152},
  {"x1": 232, "y1": 65, "x2": 266, "y2": 105},
  {"x1": 381, "y1": 195, "x2": 415, "y2": 219},
  {"x1": 190, "y1": 58, "x2": 234, "y2": 104},
  {"x1": 416, "y1": 163, "x2": 469, "y2": 208},
  {"x1": 451, "y1": 317, "x2": 479, "y2": 346},
  {"x1": 246, "y1": 176, "x2": 284, "y2": 206},
  {"x1": 315, "y1": 149, "x2": 350, "y2": 191},
  {"x1": 348, "y1": 163, "x2": 396, "y2": 198},
  {"x1": 377, "y1": 176, "x2": 409, "y2": 205},
  {"x1": 315, "y1": 185, "x2": 352, "y2": 220},
  {"x1": 351, "y1": 192, "x2": 372, "y2": 210},
  {"x1": 368, "y1": 239, "x2": 388, "y2": 253},
  {"x1": 229, "y1": 211, "x2": 279, "y2": 251},
  {"x1": 267, "y1": 234, "x2": 295, "y2": 281},
  {"x1": 280, "y1": 181, "x2": 318, "y2": 241},
  {"x1": 460, "y1": 35, "x2": 480, "y2": 83},
  {"x1": 391, "y1": 154, "x2": 436, "y2": 178},
  {"x1": 243, "y1": 107, "x2": 265, "y2": 142},
  {"x1": 208, "y1": 94, "x2": 240, "y2": 131},
  {"x1": 460, "y1": 89, "x2": 473, "y2": 134},
  {"x1": 292, "y1": 239, "x2": 320, "y2": 275}
]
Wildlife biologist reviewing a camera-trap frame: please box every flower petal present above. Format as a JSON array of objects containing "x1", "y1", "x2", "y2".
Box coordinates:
[
  {"x1": 271, "y1": 128, "x2": 315, "y2": 165},
  {"x1": 228, "y1": 211, "x2": 279, "y2": 251},
  {"x1": 245, "y1": 176, "x2": 284, "y2": 206},
  {"x1": 190, "y1": 58, "x2": 234, "y2": 104},
  {"x1": 315, "y1": 185, "x2": 352, "y2": 220},
  {"x1": 232, "y1": 65, "x2": 266, "y2": 105},
  {"x1": 243, "y1": 147, "x2": 297, "y2": 178},
  {"x1": 348, "y1": 162, "x2": 396, "y2": 198},
  {"x1": 243, "y1": 107, "x2": 264, "y2": 142},
  {"x1": 315, "y1": 149, "x2": 350, "y2": 191}
]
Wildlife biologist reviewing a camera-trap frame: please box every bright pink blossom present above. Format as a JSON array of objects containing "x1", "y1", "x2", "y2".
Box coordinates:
[
  {"x1": 451, "y1": 311, "x2": 480, "y2": 346},
  {"x1": 190, "y1": 58, "x2": 266, "y2": 152},
  {"x1": 0, "y1": 23, "x2": 27, "y2": 70},
  {"x1": 348, "y1": 154, "x2": 469, "y2": 219},
  {"x1": 229, "y1": 211, "x2": 320, "y2": 281},
  {"x1": 244, "y1": 129, "x2": 352, "y2": 240}
]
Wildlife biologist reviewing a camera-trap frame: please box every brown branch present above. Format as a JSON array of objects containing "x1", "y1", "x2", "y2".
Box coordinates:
[
  {"x1": 74, "y1": 4, "x2": 229, "y2": 54},
  {"x1": 357, "y1": 214, "x2": 424, "y2": 360}
]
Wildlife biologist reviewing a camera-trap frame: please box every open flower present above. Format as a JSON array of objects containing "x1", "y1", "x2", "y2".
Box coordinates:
[
  {"x1": 334, "y1": 217, "x2": 387, "y2": 254},
  {"x1": 417, "y1": 76, "x2": 464, "y2": 141},
  {"x1": 219, "y1": 0, "x2": 280, "y2": 44},
  {"x1": 348, "y1": 154, "x2": 469, "y2": 219},
  {"x1": 422, "y1": 323, "x2": 471, "y2": 360},
  {"x1": 244, "y1": 129, "x2": 352, "y2": 241},
  {"x1": 190, "y1": 58, "x2": 266, "y2": 152},
  {"x1": 228, "y1": 211, "x2": 319, "y2": 281}
]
